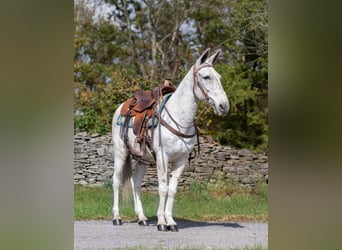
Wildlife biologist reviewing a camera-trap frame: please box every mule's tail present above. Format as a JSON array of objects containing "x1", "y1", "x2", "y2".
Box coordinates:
[{"x1": 122, "y1": 155, "x2": 132, "y2": 205}]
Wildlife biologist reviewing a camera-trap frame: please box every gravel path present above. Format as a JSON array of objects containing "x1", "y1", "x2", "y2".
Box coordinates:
[{"x1": 74, "y1": 220, "x2": 268, "y2": 249}]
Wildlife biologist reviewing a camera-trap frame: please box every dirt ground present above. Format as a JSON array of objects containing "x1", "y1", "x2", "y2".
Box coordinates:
[{"x1": 74, "y1": 220, "x2": 268, "y2": 249}]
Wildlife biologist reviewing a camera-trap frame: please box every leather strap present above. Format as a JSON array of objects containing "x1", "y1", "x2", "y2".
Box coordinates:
[
  {"x1": 192, "y1": 63, "x2": 213, "y2": 102},
  {"x1": 159, "y1": 116, "x2": 197, "y2": 138},
  {"x1": 157, "y1": 64, "x2": 213, "y2": 139}
]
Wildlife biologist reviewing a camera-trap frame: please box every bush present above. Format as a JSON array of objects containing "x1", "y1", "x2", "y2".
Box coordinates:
[{"x1": 74, "y1": 66, "x2": 154, "y2": 134}]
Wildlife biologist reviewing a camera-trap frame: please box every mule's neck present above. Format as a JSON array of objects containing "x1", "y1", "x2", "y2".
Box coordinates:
[{"x1": 164, "y1": 66, "x2": 199, "y2": 127}]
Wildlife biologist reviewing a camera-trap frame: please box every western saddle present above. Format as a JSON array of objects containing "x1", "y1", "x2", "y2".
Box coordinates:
[{"x1": 119, "y1": 80, "x2": 176, "y2": 164}]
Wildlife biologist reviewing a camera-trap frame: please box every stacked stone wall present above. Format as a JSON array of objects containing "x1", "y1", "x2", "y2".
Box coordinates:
[{"x1": 74, "y1": 132, "x2": 268, "y2": 188}]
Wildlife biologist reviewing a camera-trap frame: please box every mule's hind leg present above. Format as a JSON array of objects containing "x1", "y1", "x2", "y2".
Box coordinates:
[
  {"x1": 131, "y1": 162, "x2": 149, "y2": 225},
  {"x1": 112, "y1": 156, "x2": 128, "y2": 225}
]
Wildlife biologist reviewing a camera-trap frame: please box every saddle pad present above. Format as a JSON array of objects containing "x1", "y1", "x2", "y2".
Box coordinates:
[{"x1": 116, "y1": 115, "x2": 158, "y2": 128}]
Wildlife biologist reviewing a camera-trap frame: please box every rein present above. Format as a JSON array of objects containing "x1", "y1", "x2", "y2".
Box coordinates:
[
  {"x1": 157, "y1": 64, "x2": 214, "y2": 163},
  {"x1": 159, "y1": 107, "x2": 197, "y2": 138},
  {"x1": 159, "y1": 63, "x2": 213, "y2": 139}
]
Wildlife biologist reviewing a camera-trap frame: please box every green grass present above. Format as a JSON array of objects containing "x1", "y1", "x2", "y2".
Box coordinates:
[{"x1": 74, "y1": 177, "x2": 268, "y2": 222}]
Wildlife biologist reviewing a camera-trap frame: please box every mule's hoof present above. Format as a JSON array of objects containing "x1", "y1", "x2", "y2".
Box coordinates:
[
  {"x1": 157, "y1": 224, "x2": 168, "y2": 232},
  {"x1": 168, "y1": 225, "x2": 179, "y2": 232},
  {"x1": 112, "y1": 219, "x2": 122, "y2": 225},
  {"x1": 138, "y1": 220, "x2": 149, "y2": 226}
]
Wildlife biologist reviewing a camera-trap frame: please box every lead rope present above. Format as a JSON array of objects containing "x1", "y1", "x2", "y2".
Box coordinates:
[
  {"x1": 155, "y1": 87, "x2": 167, "y2": 173},
  {"x1": 158, "y1": 109, "x2": 166, "y2": 172},
  {"x1": 188, "y1": 104, "x2": 210, "y2": 165},
  {"x1": 158, "y1": 64, "x2": 214, "y2": 169}
]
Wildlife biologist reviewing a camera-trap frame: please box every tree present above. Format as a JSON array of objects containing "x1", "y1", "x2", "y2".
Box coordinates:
[
  {"x1": 104, "y1": 0, "x2": 196, "y2": 80},
  {"x1": 187, "y1": 0, "x2": 268, "y2": 150},
  {"x1": 74, "y1": 0, "x2": 268, "y2": 150}
]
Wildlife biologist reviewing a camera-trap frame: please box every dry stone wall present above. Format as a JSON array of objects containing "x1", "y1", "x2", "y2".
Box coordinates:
[{"x1": 74, "y1": 132, "x2": 268, "y2": 188}]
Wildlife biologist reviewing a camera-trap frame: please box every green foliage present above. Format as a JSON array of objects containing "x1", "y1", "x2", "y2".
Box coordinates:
[
  {"x1": 74, "y1": 66, "x2": 154, "y2": 134},
  {"x1": 74, "y1": 0, "x2": 268, "y2": 151},
  {"x1": 195, "y1": 63, "x2": 268, "y2": 151},
  {"x1": 190, "y1": 0, "x2": 268, "y2": 151}
]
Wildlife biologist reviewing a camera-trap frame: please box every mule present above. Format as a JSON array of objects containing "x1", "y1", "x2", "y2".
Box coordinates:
[{"x1": 111, "y1": 48, "x2": 229, "y2": 232}]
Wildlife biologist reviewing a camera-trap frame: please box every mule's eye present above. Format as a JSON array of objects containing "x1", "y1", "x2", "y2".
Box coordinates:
[{"x1": 203, "y1": 76, "x2": 211, "y2": 80}]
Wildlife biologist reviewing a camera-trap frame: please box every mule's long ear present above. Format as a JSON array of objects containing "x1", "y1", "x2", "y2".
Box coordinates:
[
  {"x1": 207, "y1": 49, "x2": 221, "y2": 64},
  {"x1": 196, "y1": 48, "x2": 210, "y2": 66}
]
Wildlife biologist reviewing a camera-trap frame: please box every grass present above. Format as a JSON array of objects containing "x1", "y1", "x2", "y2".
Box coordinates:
[{"x1": 74, "y1": 175, "x2": 268, "y2": 222}]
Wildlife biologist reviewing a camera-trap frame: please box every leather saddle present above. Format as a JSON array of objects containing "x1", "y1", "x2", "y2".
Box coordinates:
[{"x1": 120, "y1": 80, "x2": 176, "y2": 162}]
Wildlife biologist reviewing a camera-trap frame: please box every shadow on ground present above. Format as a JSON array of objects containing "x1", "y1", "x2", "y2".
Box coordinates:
[
  {"x1": 127, "y1": 218, "x2": 244, "y2": 229},
  {"x1": 177, "y1": 220, "x2": 243, "y2": 229}
]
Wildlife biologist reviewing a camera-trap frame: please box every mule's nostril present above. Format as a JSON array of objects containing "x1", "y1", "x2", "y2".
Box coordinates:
[
  {"x1": 219, "y1": 104, "x2": 225, "y2": 111},
  {"x1": 218, "y1": 103, "x2": 229, "y2": 114}
]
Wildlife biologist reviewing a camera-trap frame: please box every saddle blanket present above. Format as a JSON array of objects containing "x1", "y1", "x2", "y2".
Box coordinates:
[{"x1": 116, "y1": 114, "x2": 158, "y2": 128}]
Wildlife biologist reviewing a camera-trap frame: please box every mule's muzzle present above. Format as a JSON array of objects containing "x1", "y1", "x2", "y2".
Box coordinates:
[
  {"x1": 213, "y1": 101, "x2": 229, "y2": 116},
  {"x1": 208, "y1": 98, "x2": 229, "y2": 116},
  {"x1": 218, "y1": 102, "x2": 229, "y2": 116}
]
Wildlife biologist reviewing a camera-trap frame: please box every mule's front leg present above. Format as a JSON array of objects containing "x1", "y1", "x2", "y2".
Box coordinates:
[
  {"x1": 165, "y1": 163, "x2": 186, "y2": 232},
  {"x1": 156, "y1": 156, "x2": 169, "y2": 231}
]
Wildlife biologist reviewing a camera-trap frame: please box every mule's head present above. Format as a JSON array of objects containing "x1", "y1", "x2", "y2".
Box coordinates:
[{"x1": 193, "y1": 48, "x2": 229, "y2": 116}]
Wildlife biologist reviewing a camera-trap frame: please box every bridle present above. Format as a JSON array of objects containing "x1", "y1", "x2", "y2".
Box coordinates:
[
  {"x1": 192, "y1": 63, "x2": 214, "y2": 105},
  {"x1": 155, "y1": 63, "x2": 216, "y2": 166},
  {"x1": 159, "y1": 63, "x2": 214, "y2": 139}
]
